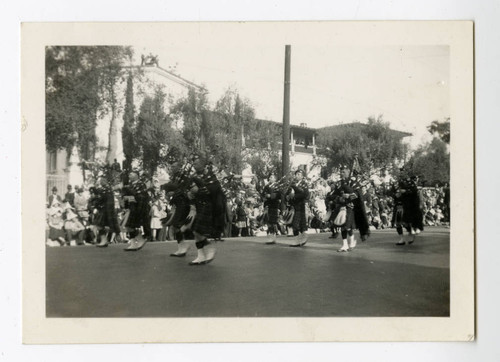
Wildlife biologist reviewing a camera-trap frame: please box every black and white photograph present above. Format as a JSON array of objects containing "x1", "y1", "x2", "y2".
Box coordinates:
[{"x1": 21, "y1": 21, "x2": 474, "y2": 343}]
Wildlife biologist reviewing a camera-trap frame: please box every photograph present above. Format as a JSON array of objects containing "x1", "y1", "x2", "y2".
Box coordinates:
[{"x1": 22, "y1": 21, "x2": 474, "y2": 343}]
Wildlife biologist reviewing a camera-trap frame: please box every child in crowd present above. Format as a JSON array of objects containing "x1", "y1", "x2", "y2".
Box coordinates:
[{"x1": 149, "y1": 198, "x2": 165, "y2": 241}]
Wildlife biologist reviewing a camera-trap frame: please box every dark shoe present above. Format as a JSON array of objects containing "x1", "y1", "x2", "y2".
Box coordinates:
[
  {"x1": 289, "y1": 243, "x2": 301, "y2": 247},
  {"x1": 96, "y1": 243, "x2": 108, "y2": 248},
  {"x1": 265, "y1": 241, "x2": 276, "y2": 245},
  {"x1": 395, "y1": 242, "x2": 406, "y2": 246}
]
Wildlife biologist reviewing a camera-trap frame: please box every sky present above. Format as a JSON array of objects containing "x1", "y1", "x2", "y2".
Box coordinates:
[{"x1": 132, "y1": 43, "x2": 449, "y2": 149}]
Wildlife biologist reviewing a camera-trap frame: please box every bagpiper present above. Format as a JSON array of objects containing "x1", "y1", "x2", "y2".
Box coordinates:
[
  {"x1": 186, "y1": 158, "x2": 219, "y2": 265},
  {"x1": 392, "y1": 174, "x2": 424, "y2": 245},
  {"x1": 334, "y1": 181, "x2": 358, "y2": 252},
  {"x1": 123, "y1": 171, "x2": 151, "y2": 251},
  {"x1": 262, "y1": 172, "x2": 282, "y2": 245},
  {"x1": 324, "y1": 181, "x2": 340, "y2": 239},
  {"x1": 94, "y1": 177, "x2": 121, "y2": 248},
  {"x1": 162, "y1": 165, "x2": 193, "y2": 257},
  {"x1": 206, "y1": 164, "x2": 226, "y2": 241},
  {"x1": 288, "y1": 169, "x2": 310, "y2": 247},
  {"x1": 332, "y1": 164, "x2": 370, "y2": 251}
]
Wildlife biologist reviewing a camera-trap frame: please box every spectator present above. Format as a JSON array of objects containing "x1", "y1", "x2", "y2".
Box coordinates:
[
  {"x1": 64, "y1": 208, "x2": 86, "y2": 246},
  {"x1": 47, "y1": 202, "x2": 65, "y2": 246},
  {"x1": 149, "y1": 198, "x2": 165, "y2": 241},
  {"x1": 64, "y1": 184, "x2": 75, "y2": 207},
  {"x1": 47, "y1": 186, "x2": 62, "y2": 208},
  {"x1": 74, "y1": 187, "x2": 89, "y2": 221},
  {"x1": 112, "y1": 158, "x2": 121, "y2": 172},
  {"x1": 235, "y1": 199, "x2": 247, "y2": 237}
]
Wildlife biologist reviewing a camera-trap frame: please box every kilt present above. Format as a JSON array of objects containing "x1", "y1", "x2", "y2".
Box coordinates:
[
  {"x1": 123, "y1": 182, "x2": 150, "y2": 229},
  {"x1": 402, "y1": 196, "x2": 424, "y2": 230},
  {"x1": 94, "y1": 191, "x2": 120, "y2": 232},
  {"x1": 267, "y1": 206, "x2": 280, "y2": 224},
  {"x1": 170, "y1": 194, "x2": 191, "y2": 229},
  {"x1": 292, "y1": 203, "x2": 308, "y2": 232},
  {"x1": 125, "y1": 197, "x2": 149, "y2": 229},
  {"x1": 192, "y1": 199, "x2": 214, "y2": 236},
  {"x1": 341, "y1": 207, "x2": 356, "y2": 231},
  {"x1": 393, "y1": 205, "x2": 404, "y2": 226}
]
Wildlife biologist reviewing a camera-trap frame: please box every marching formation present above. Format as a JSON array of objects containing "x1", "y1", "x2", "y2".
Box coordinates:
[{"x1": 46, "y1": 154, "x2": 446, "y2": 265}]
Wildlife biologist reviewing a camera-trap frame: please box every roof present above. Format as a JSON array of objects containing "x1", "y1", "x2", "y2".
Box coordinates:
[
  {"x1": 252, "y1": 120, "x2": 411, "y2": 138},
  {"x1": 124, "y1": 65, "x2": 206, "y2": 92},
  {"x1": 317, "y1": 122, "x2": 412, "y2": 138},
  {"x1": 254, "y1": 118, "x2": 318, "y2": 135}
]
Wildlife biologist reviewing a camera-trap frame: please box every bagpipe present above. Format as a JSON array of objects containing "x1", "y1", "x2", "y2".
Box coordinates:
[
  {"x1": 161, "y1": 156, "x2": 196, "y2": 227},
  {"x1": 272, "y1": 172, "x2": 311, "y2": 196},
  {"x1": 172, "y1": 156, "x2": 196, "y2": 188}
]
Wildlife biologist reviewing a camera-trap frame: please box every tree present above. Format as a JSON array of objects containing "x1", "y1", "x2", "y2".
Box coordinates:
[
  {"x1": 135, "y1": 87, "x2": 180, "y2": 175},
  {"x1": 170, "y1": 86, "x2": 209, "y2": 154},
  {"x1": 316, "y1": 116, "x2": 407, "y2": 177},
  {"x1": 209, "y1": 88, "x2": 256, "y2": 174},
  {"x1": 427, "y1": 118, "x2": 450, "y2": 144},
  {"x1": 407, "y1": 137, "x2": 449, "y2": 185},
  {"x1": 244, "y1": 118, "x2": 283, "y2": 183},
  {"x1": 45, "y1": 46, "x2": 133, "y2": 160}
]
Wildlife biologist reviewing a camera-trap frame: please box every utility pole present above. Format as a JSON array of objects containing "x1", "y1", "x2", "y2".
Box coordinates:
[{"x1": 282, "y1": 45, "x2": 291, "y2": 177}]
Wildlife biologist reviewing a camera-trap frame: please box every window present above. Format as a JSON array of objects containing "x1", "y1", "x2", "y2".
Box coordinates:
[{"x1": 47, "y1": 152, "x2": 57, "y2": 173}]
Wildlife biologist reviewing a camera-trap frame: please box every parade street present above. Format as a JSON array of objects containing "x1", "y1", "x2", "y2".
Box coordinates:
[{"x1": 46, "y1": 227, "x2": 450, "y2": 318}]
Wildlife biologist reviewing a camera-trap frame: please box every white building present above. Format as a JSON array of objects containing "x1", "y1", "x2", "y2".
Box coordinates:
[
  {"x1": 241, "y1": 121, "x2": 323, "y2": 182},
  {"x1": 46, "y1": 61, "x2": 205, "y2": 195}
]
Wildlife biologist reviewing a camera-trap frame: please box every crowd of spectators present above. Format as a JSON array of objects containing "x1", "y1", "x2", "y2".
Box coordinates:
[{"x1": 46, "y1": 174, "x2": 450, "y2": 246}]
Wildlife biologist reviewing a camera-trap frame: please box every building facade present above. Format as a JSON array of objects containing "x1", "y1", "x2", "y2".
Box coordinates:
[{"x1": 46, "y1": 61, "x2": 204, "y2": 195}]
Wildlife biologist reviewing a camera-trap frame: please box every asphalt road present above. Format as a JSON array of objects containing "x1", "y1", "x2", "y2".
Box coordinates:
[{"x1": 46, "y1": 227, "x2": 450, "y2": 317}]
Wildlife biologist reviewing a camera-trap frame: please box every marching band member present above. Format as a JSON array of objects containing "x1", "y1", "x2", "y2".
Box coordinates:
[
  {"x1": 348, "y1": 176, "x2": 371, "y2": 242},
  {"x1": 162, "y1": 181, "x2": 191, "y2": 257},
  {"x1": 262, "y1": 172, "x2": 282, "y2": 244},
  {"x1": 333, "y1": 167, "x2": 370, "y2": 252},
  {"x1": 288, "y1": 169, "x2": 310, "y2": 247},
  {"x1": 94, "y1": 177, "x2": 121, "y2": 248},
  {"x1": 392, "y1": 174, "x2": 423, "y2": 245},
  {"x1": 206, "y1": 164, "x2": 226, "y2": 241},
  {"x1": 187, "y1": 158, "x2": 218, "y2": 265},
  {"x1": 335, "y1": 184, "x2": 357, "y2": 252},
  {"x1": 123, "y1": 171, "x2": 151, "y2": 251},
  {"x1": 325, "y1": 181, "x2": 340, "y2": 239}
]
